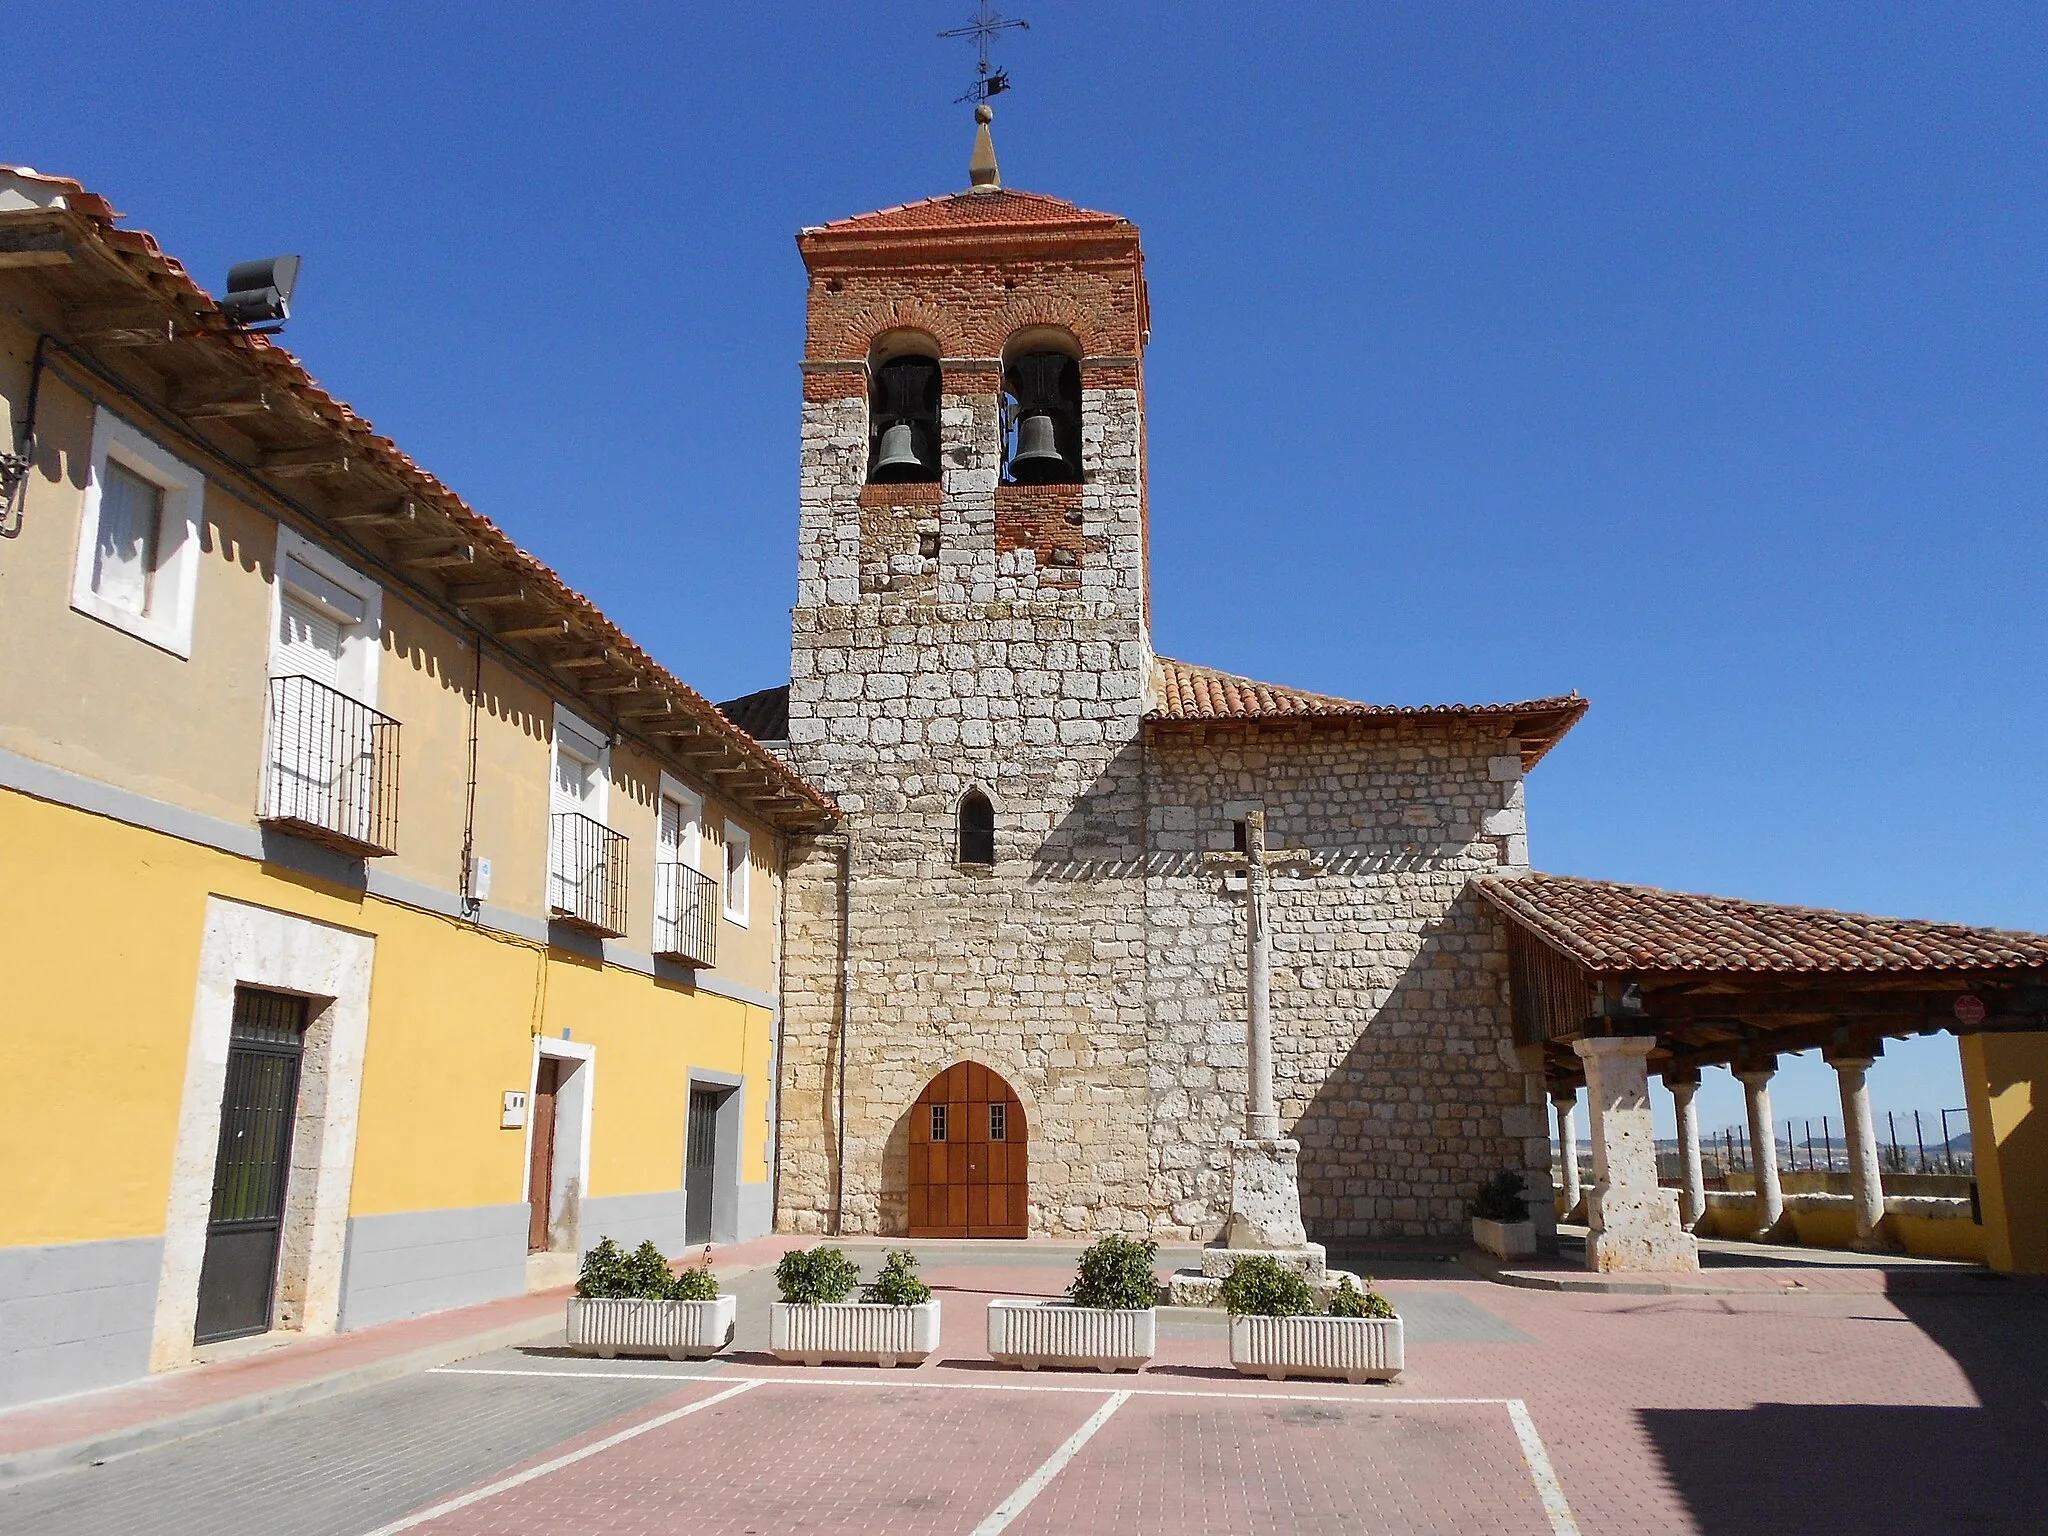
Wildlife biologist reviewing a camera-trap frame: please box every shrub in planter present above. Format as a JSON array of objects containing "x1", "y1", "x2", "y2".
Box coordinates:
[
  {"x1": 1470, "y1": 1172, "x2": 1530, "y2": 1223},
  {"x1": 1219, "y1": 1255, "x2": 1315, "y2": 1318},
  {"x1": 771, "y1": 1245, "x2": 939, "y2": 1367},
  {"x1": 1066, "y1": 1235, "x2": 1162, "y2": 1310},
  {"x1": 1326, "y1": 1276, "x2": 1396, "y2": 1320},
  {"x1": 1470, "y1": 1171, "x2": 1537, "y2": 1258},
  {"x1": 1228, "y1": 1269, "x2": 1403, "y2": 1384},
  {"x1": 861, "y1": 1249, "x2": 932, "y2": 1306},
  {"x1": 568, "y1": 1236, "x2": 733, "y2": 1361},
  {"x1": 775, "y1": 1244, "x2": 861, "y2": 1305},
  {"x1": 990, "y1": 1236, "x2": 1159, "y2": 1372}
]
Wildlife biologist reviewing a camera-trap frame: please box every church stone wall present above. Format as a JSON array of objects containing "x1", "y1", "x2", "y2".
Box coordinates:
[{"x1": 1143, "y1": 723, "x2": 1554, "y2": 1242}]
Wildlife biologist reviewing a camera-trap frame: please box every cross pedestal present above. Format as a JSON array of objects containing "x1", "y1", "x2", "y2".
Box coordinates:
[{"x1": 1168, "y1": 812, "x2": 1360, "y2": 1305}]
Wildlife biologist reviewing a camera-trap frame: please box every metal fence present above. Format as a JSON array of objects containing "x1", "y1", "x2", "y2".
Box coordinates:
[
  {"x1": 258, "y1": 674, "x2": 400, "y2": 857},
  {"x1": 1683, "y1": 1108, "x2": 1973, "y2": 1179},
  {"x1": 549, "y1": 811, "x2": 630, "y2": 937},
  {"x1": 655, "y1": 863, "x2": 719, "y2": 968}
]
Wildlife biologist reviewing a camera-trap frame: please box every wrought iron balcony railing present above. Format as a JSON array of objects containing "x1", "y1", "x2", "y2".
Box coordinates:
[
  {"x1": 258, "y1": 674, "x2": 400, "y2": 858},
  {"x1": 654, "y1": 863, "x2": 719, "y2": 968},
  {"x1": 550, "y1": 811, "x2": 629, "y2": 938}
]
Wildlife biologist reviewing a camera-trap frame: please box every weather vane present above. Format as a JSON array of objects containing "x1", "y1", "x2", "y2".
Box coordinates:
[{"x1": 941, "y1": 2, "x2": 1029, "y2": 105}]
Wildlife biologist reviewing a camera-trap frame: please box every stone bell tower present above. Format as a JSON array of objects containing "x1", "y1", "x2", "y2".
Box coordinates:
[{"x1": 775, "y1": 112, "x2": 1161, "y2": 1237}]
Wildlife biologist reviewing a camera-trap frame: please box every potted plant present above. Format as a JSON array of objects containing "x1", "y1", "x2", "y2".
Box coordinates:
[
  {"x1": 1470, "y1": 1171, "x2": 1536, "y2": 1257},
  {"x1": 1223, "y1": 1257, "x2": 1403, "y2": 1383},
  {"x1": 987, "y1": 1234, "x2": 1159, "y2": 1372},
  {"x1": 565, "y1": 1239, "x2": 735, "y2": 1361},
  {"x1": 768, "y1": 1247, "x2": 940, "y2": 1368}
]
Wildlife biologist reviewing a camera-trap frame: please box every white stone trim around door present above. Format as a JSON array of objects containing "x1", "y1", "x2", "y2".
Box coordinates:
[
  {"x1": 150, "y1": 898, "x2": 376, "y2": 1371},
  {"x1": 525, "y1": 1036, "x2": 596, "y2": 1255}
]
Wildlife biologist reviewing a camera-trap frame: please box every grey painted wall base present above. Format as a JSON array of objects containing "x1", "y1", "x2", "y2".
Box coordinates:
[
  {"x1": 737, "y1": 1181, "x2": 771, "y2": 1242},
  {"x1": 336, "y1": 1204, "x2": 527, "y2": 1333},
  {"x1": 0, "y1": 1237, "x2": 162, "y2": 1411},
  {"x1": 580, "y1": 1190, "x2": 688, "y2": 1258}
]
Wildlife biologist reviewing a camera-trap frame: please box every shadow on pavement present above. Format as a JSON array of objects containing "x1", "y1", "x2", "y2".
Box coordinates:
[{"x1": 1641, "y1": 1290, "x2": 2048, "y2": 1535}]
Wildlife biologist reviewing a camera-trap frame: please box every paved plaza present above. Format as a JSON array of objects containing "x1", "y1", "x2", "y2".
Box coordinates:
[{"x1": 3, "y1": 1242, "x2": 2044, "y2": 1535}]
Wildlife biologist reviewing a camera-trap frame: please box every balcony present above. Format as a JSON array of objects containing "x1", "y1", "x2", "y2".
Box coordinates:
[
  {"x1": 550, "y1": 811, "x2": 629, "y2": 938},
  {"x1": 655, "y1": 864, "x2": 719, "y2": 969},
  {"x1": 258, "y1": 675, "x2": 400, "y2": 858}
]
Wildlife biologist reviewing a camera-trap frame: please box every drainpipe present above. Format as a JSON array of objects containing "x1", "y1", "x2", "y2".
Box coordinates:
[{"x1": 832, "y1": 833, "x2": 854, "y2": 1236}]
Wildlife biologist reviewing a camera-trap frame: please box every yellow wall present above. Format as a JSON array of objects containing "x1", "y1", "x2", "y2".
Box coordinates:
[
  {"x1": 0, "y1": 786, "x2": 775, "y2": 1248},
  {"x1": 1962, "y1": 1032, "x2": 2048, "y2": 1275}
]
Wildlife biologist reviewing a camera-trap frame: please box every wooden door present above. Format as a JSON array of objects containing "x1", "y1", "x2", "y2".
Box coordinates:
[
  {"x1": 528, "y1": 1059, "x2": 560, "y2": 1253},
  {"x1": 907, "y1": 1063, "x2": 1027, "y2": 1238}
]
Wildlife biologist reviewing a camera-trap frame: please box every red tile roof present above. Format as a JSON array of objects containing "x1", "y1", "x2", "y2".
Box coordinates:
[
  {"x1": 806, "y1": 188, "x2": 1132, "y2": 236},
  {"x1": 1148, "y1": 656, "x2": 1587, "y2": 768},
  {"x1": 1477, "y1": 872, "x2": 2048, "y2": 976}
]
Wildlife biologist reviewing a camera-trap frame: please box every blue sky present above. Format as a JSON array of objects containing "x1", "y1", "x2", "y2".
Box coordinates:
[{"x1": 16, "y1": 3, "x2": 2043, "y2": 1136}]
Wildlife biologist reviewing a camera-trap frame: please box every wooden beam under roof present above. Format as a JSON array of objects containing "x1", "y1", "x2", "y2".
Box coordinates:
[
  {"x1": 169, "y1": 379, "x2": 270, "y2": 418},
  {"x1": 64, "y1": 301, "x2": 176, "y2": 345},
  {"x1": 329, "y1": 498, "x2": 418, "y2": 530},
  {"x1": 390, "y1": 541, "x2": 477, "y2": 571},
  {"x1": 0, "y1": 229, "x2": 74, "y2": 267},
  {"x1": 552, "y1": 650, "x2": 615, "y2": 671},
  {"x1": 259, "y1": 443, "x2": 351, "y2": 477},
  {"x1": 496, "y1": 618, "x2": 571, "y2": 641},
  {"x1": 447, "y1": 580, "x2": 525, "y2": 607}
]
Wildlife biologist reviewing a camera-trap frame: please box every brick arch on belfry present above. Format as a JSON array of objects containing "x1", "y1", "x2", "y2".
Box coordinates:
[
  {"x1": 989, "y1": 293, "x2": 1102, "y2": 357},
  {"x1": 839, "y1": 298, "x2": 969, "y2": 362}
]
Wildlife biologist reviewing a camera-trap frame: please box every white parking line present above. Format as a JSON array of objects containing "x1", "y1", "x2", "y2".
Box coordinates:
[
  {"x1": 354, "y1": 1378, "x2": 760, "y2": 1535},
  {"x1": 970, "y1": 1390, "x2": 1130, "y2": 1535},
  {"x1": 421, "y1": 1367, "x2": 1582, "y2": 1533},
  {"x1": 1505, "y1": 1398, "x2": 1582, "y2": 1536}
]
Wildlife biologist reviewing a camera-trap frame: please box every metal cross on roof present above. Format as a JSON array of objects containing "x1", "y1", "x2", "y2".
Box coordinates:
[{"x1": 941, "y1": 2, "x2": 1030, "y2": 105}]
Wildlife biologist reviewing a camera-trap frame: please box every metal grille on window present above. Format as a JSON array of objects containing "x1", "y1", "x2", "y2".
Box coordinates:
[
  {"x1": 930, "y1": 1103, "x2": 948, "y2": 1142},
  {"x1": 989, "y1": 1102, "x2": 1006, "y2": 1142}
]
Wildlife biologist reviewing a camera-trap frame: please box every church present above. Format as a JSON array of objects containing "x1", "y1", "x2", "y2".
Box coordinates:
[{"x1": 723, "y1": 111, "x2": 1585, "y2": 1246}]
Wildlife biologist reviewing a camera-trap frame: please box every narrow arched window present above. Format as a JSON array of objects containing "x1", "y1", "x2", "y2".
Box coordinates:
[{"x1": 957, "y1": 790, "x2": 995, "y2": 867}]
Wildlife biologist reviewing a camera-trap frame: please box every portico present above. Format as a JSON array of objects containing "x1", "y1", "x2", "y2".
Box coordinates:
[{"x1": 1480, "y1": 873, "x2": 2048, "y2": 1274}]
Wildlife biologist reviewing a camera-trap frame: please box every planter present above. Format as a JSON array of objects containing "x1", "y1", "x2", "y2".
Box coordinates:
[
  {"x1": 769, "y1": 1299, "x2": 941, "y2": 1367},
  {"x1": 565, "y1": 1295, "x2": 735, "y2": 1361},
  {"x1": 986, "y1": 1299, "x2": 1156, "y2": 1373},
  {"x1": 1229, "y1": 1312, "x2": 1404, "y2": 1384},
  {"x1": 1472, "y1": 1217, "x2": 1536, "y2": 1258}
]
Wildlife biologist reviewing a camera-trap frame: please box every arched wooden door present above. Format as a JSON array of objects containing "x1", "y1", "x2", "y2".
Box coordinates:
[{"x1": 907, "y1": 1063, "x2": 1027, "y2": 1238}]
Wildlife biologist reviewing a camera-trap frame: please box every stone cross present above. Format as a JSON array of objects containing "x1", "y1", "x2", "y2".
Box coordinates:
[{"x1": 1200, "y1": 810, "x2": 1322, "y2": 1139}]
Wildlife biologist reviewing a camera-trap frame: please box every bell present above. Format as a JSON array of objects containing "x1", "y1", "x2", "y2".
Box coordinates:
[
  {"x1": 871, "y1": 420, "x2": 929, "y2": 481},
  {"x1": 1008, "y1": 412, "x2": 1066, "y2": 482}
]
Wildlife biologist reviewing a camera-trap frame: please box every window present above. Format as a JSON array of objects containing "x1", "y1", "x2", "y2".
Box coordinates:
[
  {"x1": 929, "y1": 1104, "x2": 948, "y2": 1142},
  {"x1": 655, "y1": 777, "x2": 716, "y2": 965},
  {"x1": 260, "y1": 531, "x2": 392, "y2": 853},
  {"x1": 70, "y1": 407, "x2": 205, "y2": 656},
  {"x1": 958, "y1": 789, "x2": 995, "y2": 867},
  {"x1": 1232, "y1": 819, "x2": 1248, "y2": 853},
  {"x1": 989, "y1": 1102, "x2": 1006, "y2": 1142},
  {"x1": 722, "y1": 819, "x2": 751, "y2": 926},
  {"x1": 549, "y1": 707, "x2": 622, "y2": 933}
]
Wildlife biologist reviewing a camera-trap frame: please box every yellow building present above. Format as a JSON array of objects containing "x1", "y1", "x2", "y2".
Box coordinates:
[{"x1": 0, "y1": 167, "x2": 836, "y2": 1409}]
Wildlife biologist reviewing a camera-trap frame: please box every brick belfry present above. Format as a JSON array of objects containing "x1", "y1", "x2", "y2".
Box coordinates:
[{"x1": 739, "y1": 108, "x2": 1584, "y2": 1247}]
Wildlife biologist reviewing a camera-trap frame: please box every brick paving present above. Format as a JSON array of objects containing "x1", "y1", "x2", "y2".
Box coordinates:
[{"x1": 6, "y1": 1243, "x2": 2046, "y2": 1535}]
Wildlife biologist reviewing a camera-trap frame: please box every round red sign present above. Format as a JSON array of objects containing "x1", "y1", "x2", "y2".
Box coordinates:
[{"x1": 1954, "y1": 994, "x2": 1987, "y2": 1026}]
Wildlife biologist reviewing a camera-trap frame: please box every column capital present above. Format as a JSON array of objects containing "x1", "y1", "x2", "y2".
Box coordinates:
[
  {"x1": 1549, "y1": 1085, "x2": 1580, "y2": 1107},
  {"x1": 1824, "y1": 1054, "x2": 1875, "y2": 1073},
  {"x1": 1661, "y1": 1065, "x2": 1701, "y2": 1089},
  {"x1": 1735, "y1": 1062, "x2": 1777, "y2": 1086},
  {"x1": 1573, "y1": 1034, "x2": 1655, "y2": 1063}
]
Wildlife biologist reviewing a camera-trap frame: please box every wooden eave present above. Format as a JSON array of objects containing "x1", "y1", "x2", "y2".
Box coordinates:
[{"x1": 1, "y1": 201, "x2": 838, "y2": 836}]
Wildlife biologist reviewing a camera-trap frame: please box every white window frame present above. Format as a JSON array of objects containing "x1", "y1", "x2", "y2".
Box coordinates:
[
  {"x1": 722, "y1": 819, "x2": 751, "y2": 927},
  {"x1": 550, "y1": 705, "x2": 611, "y2": 823},
  {"x1": 267, "y1": 526, "x2": 382, "y2": 705},
  {"x1": 657, "y1": 774, "x2": 703, "y2": 871},
  {"x1": 69, "y1": 407, "x2": 205, "y2": 658}
]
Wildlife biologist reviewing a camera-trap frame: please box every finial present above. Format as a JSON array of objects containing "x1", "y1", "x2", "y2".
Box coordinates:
[{"x1": 969, "y1": 102, "x2": 1000, "y2": 190}]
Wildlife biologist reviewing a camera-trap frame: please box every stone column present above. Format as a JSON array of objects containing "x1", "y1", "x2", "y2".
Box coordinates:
[
  {"x1": 1574, "y1": 1037, "x2": 1700, "y2": 1273},
  {"x1": 1551, "y1": 1087, "x2": 1583, "y2": 1220},
  {"x1": 1737, "y1": 1061, "x2": 1786, "y2": 1239},
  {"x1": 1243, "y1": 811, "x2": 1277, "y2": 1138},
  {"x1": 1826, "y1": 1046, "x2": 1886, "y2": 1246},
  {"x1": 1664, "y1": 1069, "x2": 1706, "y2": 1231}
]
